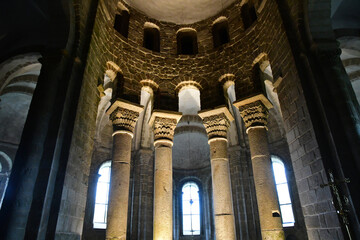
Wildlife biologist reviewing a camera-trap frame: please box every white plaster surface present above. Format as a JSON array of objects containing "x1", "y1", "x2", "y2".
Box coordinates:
[
  {"x1": 172, "y1": 116, "x2": 210, "y2": 169},
  {"x1": 124, "y1": 0, "x2": 237, "y2": 24},
  {"x1": 178, "y1": 88, "x2": 201, "y2": 115}
]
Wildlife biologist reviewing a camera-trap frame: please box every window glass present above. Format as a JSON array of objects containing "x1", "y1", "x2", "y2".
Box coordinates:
[
  {"x1": 93, "y1": 161, "x2": 111, "y2": 229},
  {"x1": 182, "y1": 182, "x2": 200, "y2": 235},
  {"x1": 271, "y1": 156, "x2": 295, "y2": 227}
]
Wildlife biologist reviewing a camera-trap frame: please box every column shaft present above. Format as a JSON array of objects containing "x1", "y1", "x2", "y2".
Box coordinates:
[
  {"x1": 247, "y1": 127, "x2": 284, "y2": 240},
  {"x1": 106, "y1": 132, "x2": 132, "y2": 240},
  {"x1": 150, "y1": 112, "x2": 180, "y2": 240},
  {"x1": 209, "y1": 138, "x2": 236, "y2": 240},
  {"x1": 153, "y1": 143, "x2": 173, "y2": 240}
]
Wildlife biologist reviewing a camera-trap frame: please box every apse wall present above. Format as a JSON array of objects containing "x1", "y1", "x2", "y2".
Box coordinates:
[
  {"x1": 77, "y1": 0, "x2": 344, "y2": 239},
  {"x1": 87, "y1": 0, "x2": 293, "y2": 109}
]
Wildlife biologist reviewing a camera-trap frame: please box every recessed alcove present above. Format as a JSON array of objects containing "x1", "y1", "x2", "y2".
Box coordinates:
[{"x1": 177, "y1": 29, "x2": 198, "y2": 55}]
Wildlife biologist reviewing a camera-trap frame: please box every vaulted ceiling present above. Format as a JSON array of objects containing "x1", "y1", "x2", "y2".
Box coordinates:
[{"x1": 123, "y1": 0, "x2": 237, "y2": 24}]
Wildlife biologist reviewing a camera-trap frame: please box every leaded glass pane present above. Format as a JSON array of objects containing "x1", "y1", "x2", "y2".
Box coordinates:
[
  {"x1": 182, "y1": 182, "x2": 200, "y2": 235},
  {"x1": 271, "y1": 156, "x2": 295, "y2": 227},
  {"x1": 93, "y1": 161, "x2": 111, "y2": 229}
]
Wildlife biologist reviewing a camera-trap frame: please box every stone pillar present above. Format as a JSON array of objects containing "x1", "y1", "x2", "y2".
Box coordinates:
[
  {"x1": 199, "y1": 106, "x2": 236, "y2": 240},
  {"x1": 234, "y1": 95, "x2": 284, "y2": 240},
  {"x1": 149, "y1": 111, "x2": 181, "y2": 240},
  {"x1": 105, "y1": 99, "x2": 143, "y2": 240}
]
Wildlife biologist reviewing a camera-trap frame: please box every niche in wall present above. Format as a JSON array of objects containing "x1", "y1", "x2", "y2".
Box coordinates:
[
  {"x1": 177, "y1": 29, "x2": 198, "y2": 55},
  {"x1": 241, "y1": 2, "x2": 257, "y2": 29},
  {"x1": 114, "y1": 3, "x2": 130, "y2": 38},
  {"x1": 143, "y1": 23, "x2": 160, "y2": 52},
  {"x1": 212, "y1": 17, "x2": 230, "y2": 48}
]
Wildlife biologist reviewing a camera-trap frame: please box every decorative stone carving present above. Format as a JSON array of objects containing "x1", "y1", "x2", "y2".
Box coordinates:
[
  {"x1": 202, "y1": 113, "x2": 230, "y2": 139},
  {"x1": 233, "y1": 94, "x2": 273, "y2": 130},
  {"x1": 149, "y1": 110, "x2": 182, "y2": 142},
  {"x1": 238, "y1": 101, "x2": 269, "y2": 129},
  {"x1": 106, "y1": 61, "x2": 122, "y2": 81},
  {"x1": 106, "y1": 99, "x2": 143, "y2": 134},
  {"x1": 175, "y1": 80, "x2": 202, "y2": 94},
  {"x1": 153, "y1": 117, "x2": 178, "y2": 141},
  {"x1": 198, "y1": 106, "x2": 234, "y2": 140},
  {"x1": 109, "y1": 107, "x2": 140, "y2": 133}
]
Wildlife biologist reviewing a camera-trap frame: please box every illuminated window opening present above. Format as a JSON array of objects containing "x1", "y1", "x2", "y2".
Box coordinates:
[
  {"x1": 271, "y1": 156, "x2": 295, "y2": 227},
  {"x1": 93, "y1": 161, "x2": 111, "y2": 229},
  {"x1": 182, "y1": 182, "x2": 200, "y2": 235}
]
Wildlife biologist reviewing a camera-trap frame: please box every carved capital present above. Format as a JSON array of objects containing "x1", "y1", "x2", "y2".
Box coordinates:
[
  {"x1": 153, "y1": 117, "x2": 178, "y2": 141},
  {"x1": 106, "y1": 99, "x2": 143, "y2": 135},
  {"x1": 233, "y1": 94, "x2": 272, "y2": 130},
  {"x1": 149, "y1": 111, "x2": 182, "y2": 144},
  {"x1": 106, "y1": 61, "x2": 122, "y2": 81},
  {"x1": 198, "y1": 106, "x2": 233, "y2": 140},
  {"x1": 238, "y1": 101, "x2": 269, "y2": 129}
]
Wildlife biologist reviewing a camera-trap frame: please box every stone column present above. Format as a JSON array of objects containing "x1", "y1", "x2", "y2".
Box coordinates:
[
  {"x1": 234, "y1": 95, "x2": 284, "y2": 240},
  {"x1": 105, "y1": 99, "x2": 143, "y2": 240},
  {"x1": 199, "y1": 106, "x2": 236, "y2": 240},
  {"x1": 149, "y1": 111, "x2": 182, "y2": 240}
]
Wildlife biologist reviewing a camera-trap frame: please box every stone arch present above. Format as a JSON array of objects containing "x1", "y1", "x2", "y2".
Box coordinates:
[
  {"x1": 252, "y1": 54, "x2": 285, "y2": 138},
  {"x1": 0, "y1": 151, "x2": 12, "y2": 173},
  {"x1": 0, "y1": 53, "x2": 41, "y2": 161},
  {"x1": 135, "y1": 79, "x2": 159, "y2": 149},
  {"x1": 94, "y1": 62, "x2": 123, "y2": 148}
]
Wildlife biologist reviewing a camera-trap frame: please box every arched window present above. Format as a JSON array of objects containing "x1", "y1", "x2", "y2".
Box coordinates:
[
  {"x1": 241, "y1": 2, "x2": 257, "y2": 29},
  {"x1": 212, "y1": 18, "x2": 230, "y2": 48},
  {"x1": 271, "y1": 156, "x2": 295, "y2": 227},
  {"x1": 93, "y1": 161, "x2": 111, "y2": 229},
  {"x1": 182, "y1": 182, "x2": 200, "y2": 235},
  {"x1": 114, "y1": 6, "x2": 130, "y2": 38},
  {"x1": 177, "y1": 29, "x2": 198, "y2": 55},
  {"x1": 143, "y1": 25, "x2": 160, "y2": 52}
]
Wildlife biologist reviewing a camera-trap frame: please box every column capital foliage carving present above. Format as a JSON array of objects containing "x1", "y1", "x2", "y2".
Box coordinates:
[
  {"x1": 202, "y1": 113, "x2": 231, "y2": 139},
  {"x1": 109, "y1": 107, "x2": 140, "y2": 133},
  {"x1": 149, "y1": 111, "x2": 182, "y2": 142},
  {"x1": 199, "y1": 106, "x2": 233, "y2": 140},
  {"x1": 106, "y1": 99, "x2": 144, "y2": 133},
  {"x1": 238, "y1": 101, "x2": 269, "y2": 129},
  {"x1": 152, "y1": 117, "x2": 178, "y2": 141}
]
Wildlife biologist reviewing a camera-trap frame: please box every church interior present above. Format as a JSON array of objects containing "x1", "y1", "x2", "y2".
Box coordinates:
[{"x1": 0, "y1": 0, "x2": 360, "y2": 239}]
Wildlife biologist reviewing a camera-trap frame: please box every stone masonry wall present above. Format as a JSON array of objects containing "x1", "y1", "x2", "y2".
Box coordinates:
[
  {"x1": 74, "y1": 0, "x2": 345, "y2": 239},
  {"x1": 55, "y1": 0, "x2": 101, "y2": 238}
]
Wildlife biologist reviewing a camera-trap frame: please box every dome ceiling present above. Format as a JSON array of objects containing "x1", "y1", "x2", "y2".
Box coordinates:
[{"x1": 123, "y1": 0, "x2": 237, "y2": 24}]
